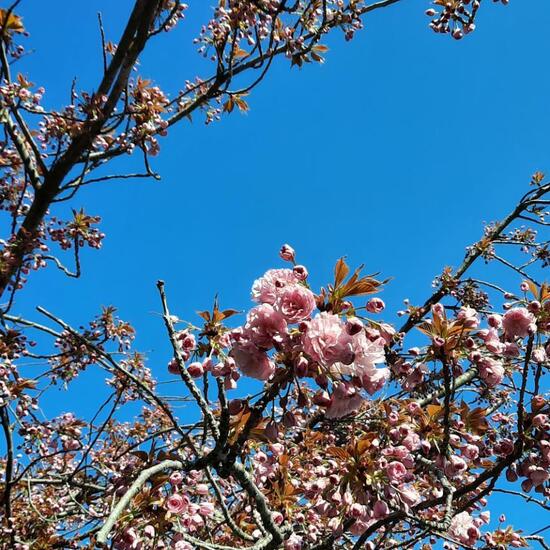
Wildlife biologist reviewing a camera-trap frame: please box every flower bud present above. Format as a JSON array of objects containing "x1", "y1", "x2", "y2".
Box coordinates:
[
  {"x1": 228, "y1": 399, "x2": 245, "y2": 416},
  {"x1": 187, "y1": 361, "x2": 204, "y2": 378},
  {"x1": 366, "y1": 298, "x2": 385, "y2": 314},
  {"x1": 433, "y1": 336, "x2": 445, "y2": 347},
  {"x1": 279, "y1": 244, "x2": 296, "y2": 262},
  {"x1": 293, "y1": 265, "x2": 308, "y2": 280},
  {"x1": 168, "y1": 358, "x2": 180, "y2": 375}
]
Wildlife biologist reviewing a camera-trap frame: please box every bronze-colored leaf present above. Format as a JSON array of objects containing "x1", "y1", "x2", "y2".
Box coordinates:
[
  {"x1": 220, "y1": 309, "x2": 240, "y2": 320},
  {"x1": 197, "y1": 310, "x2": 211, "y2": 322},
  {"x1": 326, "y1": 446, "x2": 350, "y2": 461},
  {"x1": 526, "y1": 280, "x2": 540, "y2": 301},
  {"x1": 355, "y1": 436, "x2": 374, "y2": 456},
  {"x1": 313, "y1": 44, "x2": 329, "y2": 52},
  {"x1": 426, "y1": 404, "x2": 444, "y2": 420},
  {"x1": 223, "y1": 97, "x2": 234, "y2": 113},
  {"x1": 334, "y1": 257, "x2": 350, "y2": 288},
  {"x1": 0, "y1": 9, "x2": 25, "y2": 35}
]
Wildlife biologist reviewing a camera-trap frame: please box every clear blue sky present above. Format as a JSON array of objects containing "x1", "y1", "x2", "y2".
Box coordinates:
[{"x1": 12, "y1": 0, "x2": 550, "y2": 537}]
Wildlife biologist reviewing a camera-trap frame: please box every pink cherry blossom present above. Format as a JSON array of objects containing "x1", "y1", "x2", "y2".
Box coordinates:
[
  {"x1": 325, "y1": 381, "x2": 364, "y2": 419},
  {"x1": 457, "y1": 306, "x2": 480, "y2": 328},
  {"x1": 385, "y1": 461, "x2": 407, "y2": 482},
  {"x1": 480, "y1": 328, "x2": 504, "y2": 354},
  {"x1": 199, "y1": 502, "x2": 215, "y2": 516},
  {"x1": 231, "y1": 341, "x2": 275, "y2": 380},
  {"x1": 502, "y1": 307, "x2": 536, "y2": 339},
  {"x1": 302, "y1": 312, "x2": 353, "y2": 366},
  {"x1": 400, "y1": 486, "x2": 420, "y2": 506},
  {"x1": 478, "y1": 357, "x2": 504, "y2": 387},
  {"x1": 445, "y1": 455, "x2": 467, "y2": 478},
  {"x1": 532, "y1": 346, "x2": 547, "y2": 364},
  {"x1": 330, "y1": 330, "x2": 386, "y2": 384},
  {"x1": 187, "y1": 361, "x2": 203, "y2": 378},
  {"x1": 449, "y1": 512, "x2": 480, "y2": 546},
  {"x1": 274, "y1": 284, "x2": 316, "y2": 323},
  {"x1": 173, "y1": 541, "x2": 193, "y2": 550},
  {"x1": 251, "y1": 269, "x2": 296, "y2": 304},
  {"x1": 169, "y1": 472, "x2": 184, "y2": 486},
  {"x1": 165, "y1": 493, "x2": 189, "y2": 514},
  {"x1": 244, "y1": 304, "x2": 287, "y2": 349},
  {"x1": 361, "y1": 366, "x2": 390, "y2": 395},
  {"x1": 372, "y1": 500, "x2": 389, "y2": 519},
  {"x1": 345, "y1": 317, "x2": 364, "y2": 335},
  {"x1": 285, "y1": 533, "x2": 303, "y2": 550}
]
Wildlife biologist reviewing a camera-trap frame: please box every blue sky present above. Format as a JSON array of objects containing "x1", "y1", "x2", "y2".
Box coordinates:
[{"x1": 10, "y1": 0, "x2": 550, "y2": 538}]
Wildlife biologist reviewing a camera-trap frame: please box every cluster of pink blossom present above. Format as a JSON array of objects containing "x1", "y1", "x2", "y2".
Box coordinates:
[
  {"x1": 448, "y1": 511, "x2": 488, "y2": 547},
  {"x1": 164, "y1": 245, "x2": 392, "y2": 419}
]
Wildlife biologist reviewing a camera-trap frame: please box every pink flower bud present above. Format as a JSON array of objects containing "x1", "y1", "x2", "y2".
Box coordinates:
[
  {"x1": 228, "y1": 399, "x2": 245, "y2": 415},
  {"x1": 293, "y1": 265, "x2": 308, "y2": 280},
  {"x1": 469, "y1": 351, "x2": 481, "y2": 363},
  {"x1": 506, "y1": 467, "x2": 518, "y2": 482},
  {"x1": 433, "y1": 336, "x2": 445, "y2": 347},
  {"x1": 195, "y1": 484, "x2": 209, "y2": 495},
  {"x1": 168, "y1": 358, "x2": 180, "y2": 375},
  {"x1": 187, "y1": 361, "x2": 204, "y2": 378},
  {"x1": 366, "y1": 298, "x2": 385, "y2": 314},
  {"x1": 169, "y1": 472, "x2": 184, "y2": 486},
  {"x1": 521, "y1": 479, "x2": 533, "y2": 493},
  {"x1": 279, "y1": 244, "x2": 296, "y2": 262},
  {"x1": 341, "y1": 300, "x2": 353, "y2": 311},
  {"x1": 465, "y1": 337, "x2": 475, "y2": 349}
]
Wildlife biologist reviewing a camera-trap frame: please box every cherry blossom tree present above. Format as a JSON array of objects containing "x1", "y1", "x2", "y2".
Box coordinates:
[{"x1": 1, "y1": 1, "x2": 549, "y2": 550}]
